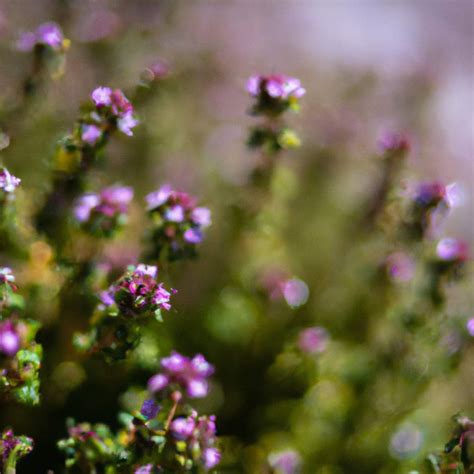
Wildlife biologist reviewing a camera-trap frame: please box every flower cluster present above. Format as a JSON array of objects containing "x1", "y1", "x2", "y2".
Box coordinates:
[
  {"x1": 403, "y1": 180, "x2": 459, "y2": 239},
  {"x1": 247, "y1": 74, "x2": 306, "y2": 116},
  {"x1": 0, "y1": 166, "x2": 21, "y2": 205},
  {"x1": 74, "y1": 185, "x2": 133, "y2": 237},
  {"x1": 145, "y1": 185, "x2": 211, "y2": 261},
  {"x1": 0, "y1": 428, "x2": 34, "y2": 473},
  {"x1": 169, "y1": 412, "x2": 221, "y2": 470},
  {"x1": 90, "y1": 86, "x2": 139, "y2": 137},
  {"x1": 37, "y1": 86, "x2": 138, "y2": 242},
  {"x1": 0, "y1": 268, "x2": 42, "y2": 405},
  {"x1": 17, "y1": 22, "x2": 68, "y2": 52},
  {"x1": 75, "y1": 264, "x2": 175, "y2": 361},
  {"x1": 246, "y1": 74, "x2": 305, "y2": 157},
  {"x1": 148, "y1": 351, "x2": 214, "y2": 398},
  {"x1": 58, "y1": 352, "x2": 220, "y2": 472},
  {"x1": 297, "y1": 327, "x2": 329, "y2": 354}
]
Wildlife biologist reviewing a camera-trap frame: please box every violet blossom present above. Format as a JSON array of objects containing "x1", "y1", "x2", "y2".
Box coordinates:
[
  {"x1": 0, "y1": 320, "x2": 20, "y2": 356},
  {"x1": 298, "y1": 327, "x2": 329, "y2": 354},
  {"x1": 169, "y1": 412, "x2": 221, "y2": 471},
  {"x1": 148, "y1": 351, "x2": 214, "y2": 398},
  {"x1": 17, "y1": 22, "x2": 65, "y2": 52}
]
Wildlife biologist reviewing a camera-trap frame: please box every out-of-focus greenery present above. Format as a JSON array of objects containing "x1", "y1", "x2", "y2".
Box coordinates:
[{"x1": 0, "y1": 1, "x2": 472, "y2": 473}]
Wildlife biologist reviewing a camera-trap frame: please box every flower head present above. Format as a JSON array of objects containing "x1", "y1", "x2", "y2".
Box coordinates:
[
  {"x1": 169, "y1": 412, "x2": 220, "y2": 471},
  {"x1": 0, "y1": 167, "x2": 21, "y2": 196},
  {"x1": 145, "y1": 185, "x2": 211, "y2": 261},
  {"x1": 268, "y1": 449, "x2": 302, "y2": 474},
  {"x1": 148, "y1": 351, "x2": 214, "y2": 398},
  {"x1": 17, "y1": 22, "x2": 65, "y2": 52},
  {"x1": 0, "y1": 320, "x2": 20, "y2": 356},
  {"x1": 90, "y1": 87, "x2": 138, "y2": 136},
  {"x1": 101, "y1": 264, "x2": 176, "y2": 317},
  {"x1": 74, "y1": 185, "x2": 133, "y2": 236},
  {"x1": 247, "y1": 74, "x2": 305, "y2": 116},
  {"x1": 81, "y1": 124, "x2": 102, "y2": 146},
  {"x1": 436, "y1": 238, "x2": 469, "y2": 264},
  {"x1": 298, "y1": 327, "x2": 329, "y2": 354}
]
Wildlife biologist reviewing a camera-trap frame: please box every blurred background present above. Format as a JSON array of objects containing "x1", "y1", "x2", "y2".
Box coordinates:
[{"x1": 0, "y1": 1, "x2": 472, "y2": 472}]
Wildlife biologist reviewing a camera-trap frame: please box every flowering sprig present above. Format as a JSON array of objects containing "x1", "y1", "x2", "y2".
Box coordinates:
[
  {"x1": 74, "y1": 264, "x2": 175, "y2": 361},
  {"x1": 0, "y1": 428, "x2": 34, "y2": 473},
  {"x1": 246, "y1": 74, "x2": 305, "y2": 158},
  {"x1": 145, "y1": 185, "x2": 211, "y2": 262},
  {"x1": 17, "y1": 22, "x2": 70, "y2": 98},
  {"x1": 402, "y1": 180, "x2": 458, "y2": 240},
  {"x1": 0, "y1": 167, "x2": 21, "y2": 205},
  {"x1": 0, "y1": 268, "x2": 42, "y2": 405},
  {"x1": 74, "y1": 185, "x2": 133, "y2": 238},
  {"x1": 58, "y1": 353, "x2": 220, "y2": 472},
  {"x1": 36, "y1": 86, "x2": 138, "y2": 243}
]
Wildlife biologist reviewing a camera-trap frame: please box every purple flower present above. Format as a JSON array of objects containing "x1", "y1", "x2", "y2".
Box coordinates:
[
  {"x1": 168, "y1": 412, "x2": 220, "y2": 471},
  {"x1": 203, "y1": 447, "x2": 221, "y2": 469},
  {"x1": 81, "y1": 124, "x2": 102, "y2": 145},
  {"x1": 117, "y1": 111, "x2": 139, "y2": 136},
  {"x1": 135, "y1": 465, "x2": 160, "y2": 474},
  {"x1": 17, "y1": 22, "x2": 64, "y2": 52},
  {"x1": 436, "y1": 238, "x2": 469, "y2": 263},
  {"x1": 74, "y1": 194, "x2": 100, "y2": 222},
  {"x1": 298, "y1": 327, "x2": 329, "y2": 354},
  {"x1": 183, "y1": 228, "x2": 203, "y2": 244},
  {"x1": 466, "y1": 319, "x2": 474, "y2": 337},
  {"x1": 36, "y1": 22, "x2": 63, "y2": 49},
  {"x1": 102, "y1": 264, "x2": 175, "y2": 317},
  {"x1": 165, "y1": 205, "x2": 185, "y2": 223},
  {"x1": 0, "y1": 167, "x2": 21, "y2": 194},
  {"x1": 74, "y1": 186, "x2": 133, "y2": 233},
  {"x1": 191, "y1": 207, "x2": 211, "y2": 227},
  {"x1": 0, "y1": 321, "x2": 20, "y2": 357},
  {"x1": 146, "y1": 185, "x2": 173, "y2": 211},
  {"x1": 282, "y1": 278, "x2": 309, "y2": 308},
  {"x1": 170, "y1": 416, "x2": 196, "y2": 440},
  {"x1": 91, "y1": 87, "x2": 112, "y2": 107},
  {"x1": 247, "y1": 74, "x2": 306, "y2": 100},
  {"x1": 413, "y1": 181, "x2": 447, "y2": 208},
  {"x1": 140, "y1": 399, "x2": 160, "y2": 420},
  {"x1": 146, "y1": 185, "x2": 211, "y2": 256},
  {"x1": 377, "y1": 131, "x2": 410, "y2": 155},
  {"x1": 148, "y1": 351, "x2": 214, "y2": 398},
  {"x1": 0, "y1": 267, "x2": 15, "y2": 285},
  {"x1": 268, "y1": 449, "x2": 302, "y2": 474}
]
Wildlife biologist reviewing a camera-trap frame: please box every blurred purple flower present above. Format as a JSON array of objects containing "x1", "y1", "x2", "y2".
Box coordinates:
[
  {"x1": 148, "y1": 351, "x2": 214, "y2": 398},
  {"x1": 17, "y1": 22, "x2": 64, "y2": 51},
  {"x1": 268, "y1": 449, "x2": 302, "y2": 474},
  {"x1": 0, "y1": 167, "x2": 21, "y2": 194},
  {"x1": 247, "y1": 74, "x2": 306, "y2": 100},
  {"x1": 282, "y1": 278, "x2": 309, "y2": 308},
  {"x1": 183, "y1": 228, "x2": 203, "y2": 244},
  {"x1": 91, "y1": 87, "x2": 112, "y2": 107},
  {"x1": 117, "y1": 111, "x2": 139, "y2": 136},
  {"x1": 81, "y1": 124, "x2": 102, "y2": 145},
  {"x1": 436, "y1": 238, "x2": 469, "y2": 263},
  {"x1": 0, "y1": 320, "x2": 20, "y2": 356},
  {"x1": 140, "y1": 399, "x2": 160, "y2": 420},
  {"x1": 298, "y1": 327, "x2": 329, "y2": 354},
  {"x1": 466, "y1": 319, "x2": 474, "y2": 337}
]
